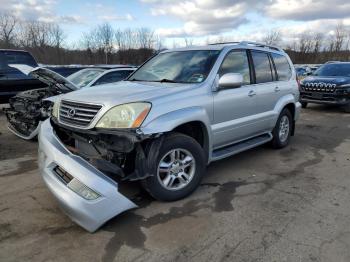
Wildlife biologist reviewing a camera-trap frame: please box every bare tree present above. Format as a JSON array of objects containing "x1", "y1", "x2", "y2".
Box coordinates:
[
  {"x1": 263, "y1": 30, "x2": 281, "y2": 46},
  {"x1": 96, "y1": 23, "x2": 114, "y2": 63},
  {"x1": 184, "y1": 37, "x2": 194, "y2": 47},
  {"x1": 0, "y1": 13, "x2": 18, "y2": 48}
]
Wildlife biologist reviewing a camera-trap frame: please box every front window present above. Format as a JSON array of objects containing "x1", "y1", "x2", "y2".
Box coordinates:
[
  {"x1": 129, "y1": 50, "x2": 220, "y2": 83},
  {"x1": 314, "y1": 63, "x2": 350, "y2": 77},
  {"x1": 67, "y1": 69, "x2": 105, "y2": 88}
]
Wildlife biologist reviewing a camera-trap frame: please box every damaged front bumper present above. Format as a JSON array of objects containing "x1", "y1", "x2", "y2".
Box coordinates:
[{"x1": 38, "y1": 119, "x2": 137, "y2": 232}]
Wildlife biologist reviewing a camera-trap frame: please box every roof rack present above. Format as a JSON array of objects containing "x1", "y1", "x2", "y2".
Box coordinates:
[{"x1": 209, "y1": 41, "x2": 284, "y2": 52}]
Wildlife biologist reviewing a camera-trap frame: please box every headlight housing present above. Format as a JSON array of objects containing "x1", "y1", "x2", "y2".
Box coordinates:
[
  {"x1": 96, "y1": 102, "x2": 151, "y2": 129},
  {"x1": 52, "y1": 100, "x2": 60, "y2": 118}
]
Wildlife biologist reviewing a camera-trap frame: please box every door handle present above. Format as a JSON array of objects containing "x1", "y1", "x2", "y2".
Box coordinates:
[
  {"x1": 275, "y1": 86, "x2": 281, "y2": 92},
  {"x1": 248, "y1": 90, "x2": 256, "y2": 97}
]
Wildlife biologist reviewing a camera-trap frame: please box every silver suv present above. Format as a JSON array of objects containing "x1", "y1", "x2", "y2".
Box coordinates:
[{"x1": 39, "y1": 41, "x2": 301, "y2": 231}]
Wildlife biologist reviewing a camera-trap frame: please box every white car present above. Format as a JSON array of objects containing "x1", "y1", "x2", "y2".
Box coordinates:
[{"x1": 5, "y1": 65, "x2": 136, "y2": 140}]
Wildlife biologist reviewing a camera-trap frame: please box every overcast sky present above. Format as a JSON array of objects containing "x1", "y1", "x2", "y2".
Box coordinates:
[{"x1": 1, "y1": 0, "x2": 350, "y2": 47}]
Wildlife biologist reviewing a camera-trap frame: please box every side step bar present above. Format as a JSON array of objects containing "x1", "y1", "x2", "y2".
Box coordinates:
[{"x1": 211, "y1": 133, "x2": 273, "y2": 161}]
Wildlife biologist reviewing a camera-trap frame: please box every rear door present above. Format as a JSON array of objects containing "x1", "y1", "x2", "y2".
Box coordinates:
[
  {"x1": 250, "y1": 50, "x2": 277, "y2": 132},
  {"x1": 270, "y1": 53, "x2": 293, "y2": 100}
]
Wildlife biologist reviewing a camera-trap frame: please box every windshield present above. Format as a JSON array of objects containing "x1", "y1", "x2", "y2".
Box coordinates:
[
  {"x1": 313, "y1": 63, "x2": 350, "y2": 77},
  {"x1": 129, "y1": 50, "x2": 220, "y2": 83},
  {"x1": 67, "y1": 68, "x2": 105, "y2": 88}
]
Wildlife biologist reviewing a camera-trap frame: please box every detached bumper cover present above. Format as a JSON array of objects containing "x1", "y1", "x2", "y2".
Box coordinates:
[{"x1": 38, "y1": 119, "x2": 137, "y2": 232}]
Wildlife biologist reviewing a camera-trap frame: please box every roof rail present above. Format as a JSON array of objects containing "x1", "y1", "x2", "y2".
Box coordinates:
[{"x1": 209, "y1": 41, "x2": 284, "y2": 52}]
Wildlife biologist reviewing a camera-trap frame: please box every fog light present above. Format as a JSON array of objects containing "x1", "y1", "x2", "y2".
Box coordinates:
[{"x1": 67, "y1": 178, "x2": 101, "y2": 200}]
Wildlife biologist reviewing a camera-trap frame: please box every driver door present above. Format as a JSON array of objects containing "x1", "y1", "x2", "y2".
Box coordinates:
[{"x1": 212, "y1": 50, "x2": 258, "y2": 149}]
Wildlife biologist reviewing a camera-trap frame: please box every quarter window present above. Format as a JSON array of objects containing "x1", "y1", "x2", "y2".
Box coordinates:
[
  {"x1": 219, "y1": 50, "x2": 251, "y2": 85},
  {"x1": 251, "y1": 51, "x2": 273, "y2": 83},
  {"x1": 271, "y1": 53, "x2": 292, "y2": 81}
]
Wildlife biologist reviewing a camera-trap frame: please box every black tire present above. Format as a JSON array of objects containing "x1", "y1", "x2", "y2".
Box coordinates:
[
  {"x1": 271, "y1": 108, "x2": 292, "y2": 149},
  {"x1": 141, "y1": 132, "x2": 206, "y2": 201},
  {"x1": 343, "y1": 103, "x2": 350, "y2": 113},
  {"x1": 301, "y1": 102, "x2": 308, "y2": 108}
]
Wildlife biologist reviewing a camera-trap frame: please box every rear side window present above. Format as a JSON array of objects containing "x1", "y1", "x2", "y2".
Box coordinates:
[
  {"x1": 251, "y1": 51, "x2": 273, "y2": 83},
  {"x1": 93, "y1": 70, "x2": 134, "y2": 86},
  {"x1": 2, "y1": 51, "x2": 37, "y2": 67},
  {"x1": 219, "y1": 50, "x2": 251, "y2": 85},
  {"x1": 271, "y1": 53, "x2": 292, "y2": 81}
]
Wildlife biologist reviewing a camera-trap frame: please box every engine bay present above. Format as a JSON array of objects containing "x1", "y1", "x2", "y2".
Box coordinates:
[{"x1": 5, "y1": 88, "x2": 57, "y2": 137}]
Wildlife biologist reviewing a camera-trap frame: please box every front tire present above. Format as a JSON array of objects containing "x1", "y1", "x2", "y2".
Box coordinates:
[
  {"x1": 141, "y1": 133, "x2": 206, "y2": 201},
  {"x1": 301, "y1": 102, "x2": 308, "y2": 108},
  {"x1": 343, "y1": 103, "x2": 350, "y2": 113},
  {"x1": 271, "y1": 108, "x2": 292, "y2": 149}
]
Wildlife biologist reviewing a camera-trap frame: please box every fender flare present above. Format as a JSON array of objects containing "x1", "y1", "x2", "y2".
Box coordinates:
[{"x1": 141, "y1": 107, "x2": 212, "y2": 161}]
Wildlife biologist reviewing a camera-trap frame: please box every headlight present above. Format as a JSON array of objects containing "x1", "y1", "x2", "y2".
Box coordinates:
[
  {"x1": 96, "y1": 102, "x2": 151, "y2": 129},
  {"x1": 67, "y1": 178, "x2": 101, "y2": 200},
  {"x1": 52, "y1": 100, "x2": 60, "y2": 118}
]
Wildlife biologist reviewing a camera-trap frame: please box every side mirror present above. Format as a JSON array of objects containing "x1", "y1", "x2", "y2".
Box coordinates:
[{"x1": 218, "y1": 73, "x2": 243, "y2": 89}]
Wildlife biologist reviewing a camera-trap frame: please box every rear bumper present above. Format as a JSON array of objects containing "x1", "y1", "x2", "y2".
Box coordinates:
[
  {"x1": 38, "y1": 119, "x2": 137, "y2": 232},
  {"x1": 295, "y1": 102, "x2": 301, "y2": 120}
]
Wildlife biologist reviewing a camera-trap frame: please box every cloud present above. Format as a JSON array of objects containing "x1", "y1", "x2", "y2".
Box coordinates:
[
  {"x1": 0, "y1": 0, "x2": 82, "y2": 24},
  {"x1": 146, "y1": 0, "x2": 252, "y2": 37},
  {"x1": 98, "y1": 14, "x2": 134, "y2": 22},
  {"x1": 266, "y1": 0, "x2": 350, "y2": 21}
]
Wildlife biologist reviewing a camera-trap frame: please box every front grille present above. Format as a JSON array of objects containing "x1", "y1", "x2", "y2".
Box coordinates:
[
  {"x1": 301, "y1": 83, "x2": 337, "y2": 93},
  {"x1": 59, "y1": 100, "x2": 102, "y2": 127},
  {"x1": 53, "y1": 166, "x2": 73, "y2": 185}
]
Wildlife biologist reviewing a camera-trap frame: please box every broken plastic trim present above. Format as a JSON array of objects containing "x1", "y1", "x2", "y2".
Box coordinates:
[{"x1": 51, "y1": 118, "x2": 164, "y2": 182}]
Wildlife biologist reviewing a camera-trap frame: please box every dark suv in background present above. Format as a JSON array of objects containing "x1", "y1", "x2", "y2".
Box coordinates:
[
  {"x1": 0, "y1": 49, "x2": 45, "y2": 103},
  {"x1": 300, "y1": 62, "x2": 350, "y2": 112}
]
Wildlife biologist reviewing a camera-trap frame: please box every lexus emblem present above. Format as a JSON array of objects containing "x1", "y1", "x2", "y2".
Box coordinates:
[{"x1": 67, "y1": 108, "x2": 76, "y2": 118}]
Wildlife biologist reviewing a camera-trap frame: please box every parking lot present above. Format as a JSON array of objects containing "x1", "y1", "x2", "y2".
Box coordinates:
[{"x1": 0, "y1": 105, "x2": 349, "y2": 262}]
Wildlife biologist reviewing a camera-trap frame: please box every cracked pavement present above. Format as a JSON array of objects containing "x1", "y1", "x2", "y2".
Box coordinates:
[{"x1": 0, "y1": 104, "x2": 349, "y2": 262}]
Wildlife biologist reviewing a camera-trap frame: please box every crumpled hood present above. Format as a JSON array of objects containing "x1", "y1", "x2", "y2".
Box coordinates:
[
  {"x1": 10, "y1": 64, "x2": 78, "y2": 92},
  {"x1": 59, "y1": 81, "x2": 197, "y2": 106},
  {"x1": 302, "y1": 76, "x2": 350, "y2": 86}
]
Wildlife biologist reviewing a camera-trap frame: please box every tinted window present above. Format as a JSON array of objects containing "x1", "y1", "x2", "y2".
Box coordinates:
[
  {"x1": 219, "y1": 50, "x2": 250, "y2": 85},
  {"x1": 314, "y1": 63, "x2": 350, "y2": 77},
  {"x1": 271, "y1": 53, "x2": 291, "y2": 81},
  {"x1": 93, "y1": 70, "x2": 134, "y2": 86},
  {"x1": 129, "y1": 50, "x2": 220, "y2": 84},
  {"x1": 1, "y1": 51, "x2": 37, "y2": 67},
  {"x1": 251, "y1": 51, "x2": 273, "y2": 83}
]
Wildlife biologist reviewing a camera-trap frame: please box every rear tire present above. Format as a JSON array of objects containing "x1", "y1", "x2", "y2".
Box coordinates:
[
  {"x1": 301, "y1": 102, "x2": 308, "y2": 108},
  {"x1": 141, "y1": 133, "x2": 206, "y2": 201},
  {"x1": 343, "y1": 103, "x2": 350, "y2": 113},
  {"x1": 271, "y1": 108, "x2": 292, "y2": 149}
]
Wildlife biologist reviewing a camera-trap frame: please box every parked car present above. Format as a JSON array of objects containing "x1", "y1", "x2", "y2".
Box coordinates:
[
  {"x1": 295, "y1": 66, "x2": 312, "y2": 80},
  {"x1": 5, "y1": 66, "x2": 136, "y2": 140},
  {"x1": 38, "y1": 41, "x2": 301, "y2": 232},
  {"x1": 300, "y1": 62, "x2": 350, "y2": 112},
  {"x1": 0, "y1": 49, "x2": 46, "y2": 103}
]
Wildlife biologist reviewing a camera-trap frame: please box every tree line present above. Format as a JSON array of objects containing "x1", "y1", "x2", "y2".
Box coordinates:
[
  {"x1": 0, "y1": 13, "x2": 161, "y2": 65},
  {"x1": 1, "y1": 12, "x2": 350, "y2": 66}
]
